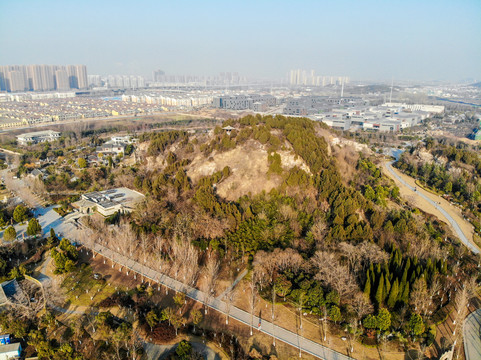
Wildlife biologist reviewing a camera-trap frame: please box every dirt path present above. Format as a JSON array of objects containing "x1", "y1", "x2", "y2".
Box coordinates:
[{"x1": 383, "y1": 161, "x2": 478, "y2": 253}]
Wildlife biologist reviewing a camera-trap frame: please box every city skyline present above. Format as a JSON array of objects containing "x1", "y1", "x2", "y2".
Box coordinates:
[
  {"x1": 0, "y1": 0, "x2": 480, "y2": 83},
  {"x1": 0, "y1": 64, "x2": 88, "y2": 92}
]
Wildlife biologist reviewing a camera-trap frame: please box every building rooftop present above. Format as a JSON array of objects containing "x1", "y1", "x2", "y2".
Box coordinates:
[
  {"x1": 73, "y1": 187, "x2": 145, "y2": 215},
  {"x1": 16, "y1": 130, "x2": 59, "y2": 138},
  {"x1": 0, "y1": 342, "x2": 21, "y2": 354},
  {"x1": 0, "y1": 284, "x2": 7, "y2": 306}
]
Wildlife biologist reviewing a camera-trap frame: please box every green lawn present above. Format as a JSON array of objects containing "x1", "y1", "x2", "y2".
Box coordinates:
[{"x1": 61, "y1": 264, "x2": 119, "y2": 307}]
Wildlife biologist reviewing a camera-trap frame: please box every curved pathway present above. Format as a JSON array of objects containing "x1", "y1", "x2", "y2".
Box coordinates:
[
  {"x1": 464, "y1": 309, "x2": 481, "y2": 360},
  {"x1": 383, "y1": 161, "x2": 479, "y2": 254},
  {"x1": 385, "y1": 159, "x2": 481, "y2": 360}
]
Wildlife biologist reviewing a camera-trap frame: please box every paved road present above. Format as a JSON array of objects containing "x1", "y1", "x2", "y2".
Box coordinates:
[
  {"x1": 384, "y1": 161, "x2": 479, "y2": 254},
  {"x1": 90, "y1": 243, "x2": 351, "y2": 360},
  {"x1": 216, "y1": 269, "x2": 247, "y2": 300},
  {"x1": 0, "y1": 205, "x2": 76, "y2": 243},
  {"x1": 464, "y1": 309, "x2": 481, "y2": 360}
]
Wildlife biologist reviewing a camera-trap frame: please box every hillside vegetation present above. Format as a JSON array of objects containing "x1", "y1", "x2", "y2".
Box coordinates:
[
  {"x1": 60, "y1": 114, "x2": 479, "y2": 359},
  {"x1": 6, "y1": 115, "x2": 479, "y2": 359},
  {"x1": 117, "y1": 116, "x2": 477, "y2": 348}
]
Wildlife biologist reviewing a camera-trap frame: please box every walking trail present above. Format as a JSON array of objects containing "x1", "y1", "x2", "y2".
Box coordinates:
[
  {"x1": 90, "y1": 243, "x2": 352, "y2": 360},
  {"x1": 383, "y1": 161, "x2": 478, "y2": 254}
]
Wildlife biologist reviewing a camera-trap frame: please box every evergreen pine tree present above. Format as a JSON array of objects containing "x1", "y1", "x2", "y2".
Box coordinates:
[
  {"x1": 401, "y1": 282, "x2": 410, "y2": 304},
  {"x1": 364, "y1": 273, "x2": 371, "y2": 298},
  {"x1": 401, "y1": 265, "x2": 409, "y2": 285},
  {"x1": 426, "y1": 258, "x2": 432, "y2": 271},
  {"x1": 413, "y1": 256, "x2": 418, "y2": 266},
  {"x1": 375, "y1": 273, "x2": 385, "y2": 305},
  {"x1": 410, "y1": 270, "x2": 417, "y2": 284},
  {"x1": 383, "y1": 263, "x2": 390, "y2": 277},
  {"x1": 387, "y1": 279, "x2": 399, "y2": 308},
  {"x1": 384, "y1": 275, "x2": 391, "y2": 300},
  {"x1": 370, "y1": 268, "x2": 376, "y2": 285}
]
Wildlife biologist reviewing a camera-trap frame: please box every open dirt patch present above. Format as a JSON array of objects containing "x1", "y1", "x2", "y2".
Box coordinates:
[{"x1": 186, "y1": 139, "x2": 309, "y2": 201}]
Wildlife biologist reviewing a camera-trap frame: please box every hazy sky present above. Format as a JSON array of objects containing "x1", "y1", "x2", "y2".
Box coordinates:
[{"x1": 1, "y1": 0, "x2": 480, "y2": 82}]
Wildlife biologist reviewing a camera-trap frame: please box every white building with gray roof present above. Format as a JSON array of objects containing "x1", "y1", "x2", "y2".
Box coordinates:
[{"x1": 16, "y1": 130, "x2": 60, "y2": 146}]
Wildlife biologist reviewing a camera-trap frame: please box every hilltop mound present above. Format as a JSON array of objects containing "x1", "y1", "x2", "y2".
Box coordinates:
[
  {"x1": 136, "y1": 115, "x2": 369, "y2": 201},
  {"x1": 187, "y1": 139, "x2": 309, "y2": 201}
]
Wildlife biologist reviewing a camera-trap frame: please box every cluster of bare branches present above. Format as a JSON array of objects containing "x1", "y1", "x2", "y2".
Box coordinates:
[
  {"x1": 350, "y1": 291, "x2": 374, "y2": 320},
  {"x1": 337, "y1": 242, "x2": 388, "y2": 273},
  {"x1": 404, "y1": 227, "x2": 447, "y2": 260},
  {"x1": 248, "y1": 277, "x2": 259, "y2": 336},
  {"x1": 110, "y1": 220, "x2": 138, "y2": 258},
  {"x1": 451, "y1": 277, "x2": 477, "y2": 356},
  {"x1": 169, "y1": 238, "x2": 199, "y2": 286},
  {"x1": 202, "y1": 253, "x2": 220, "y2": 296},
  {"x1": 86, "y1": 213, "x2": 201, "y2": 288},
  {"x1": 9, "y1": 279, "x2": 45, "y2": 319},
  {"x1": 311, "y1": 250, "x2": 358, "y2": 298},
  {"x1": 252, "y1": 248, "x2": 304, "y2": 288}
]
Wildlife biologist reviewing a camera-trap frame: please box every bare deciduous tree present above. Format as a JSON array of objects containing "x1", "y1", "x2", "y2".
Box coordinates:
[
  {"x1": 410, "y1": 278, "x2": 432, "y2": 317},
  {"x1": 452, "y1": 283, "x2": 471, "y2": 358},
  {"x1": 9, "y1": 280, "x2": 44, "y2": 319},
  {"x1": 348, "y1": 318, "x2": 361, "y2": 354},
  {"x1": 248, "y1": 278, "x2": 258, "y2": 336},
  {"x1": 310, "y1": 218, "x2": 328, "y2": 245},
  {"x1": 110, "y1": 220, "x2": 138, "y2": 258},
  {"x1": 357, "y1": 242, "x2": 389, "y2": 271},
  {"x1": 311, "y1": 251, "x2": 357, "y2": 299},
  {"x1": 350, "y1": 292, "x2": 373, "y2": 320},
  {"x1": 253, "y1": 248, "x2": 304, "y2": 288},
  {"x1": 203, "y1": 254, "x2": 219, "y2": 296}
]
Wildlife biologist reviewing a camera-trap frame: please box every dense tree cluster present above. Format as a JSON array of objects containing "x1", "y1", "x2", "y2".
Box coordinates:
[
  {"x1": 363, "y1": 245, "x2": 447, "y2": 310},
  {"x1": 141, "y1": 130, "x2": 189, "y2": 157},
  {"x1": 51, "y1": 239, "x2": 78, "y2": 274},
  {"x1": 26, "y1": 218, "x2": 42, "y2": 236}
]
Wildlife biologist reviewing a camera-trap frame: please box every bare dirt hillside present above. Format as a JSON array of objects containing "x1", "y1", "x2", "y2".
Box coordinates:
[{"x1": 187, "y1": 139, "x2": 309, "y2": 201}]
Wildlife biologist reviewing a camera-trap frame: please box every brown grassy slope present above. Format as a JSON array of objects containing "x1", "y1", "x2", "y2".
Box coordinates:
[
  {"x1": 186, "y1": 139, "x2": 310, "y2": 201},
  {"x1": 136, "y1": 126, "x2": 371, "y2": 201}
]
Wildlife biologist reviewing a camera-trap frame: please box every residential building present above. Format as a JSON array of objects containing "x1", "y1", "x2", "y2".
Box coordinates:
[
  {"x1": 97, "y1": 142, "x2": 126, "y2": 155},
  {"x1": 16, "y1": 130, "x2": 60, "y2": 145},
  {"x1": 75, "y1": 65, "x2": 88, "y2": 89},
  {"x1": 96, "y1": 136, "x2": 133, "y2": 155},
  {"x1": 288, "y1": 69, "x2": 349, "y2": 87},
  {"x1": 55, "y1": 69, "x2": 69, "y2": 90},
  {"x1": 153, "y1": 69, "x2": 165, "y2": 82},
  {"x1": 0, "y1": 64, "x2": 88, "y2": 92},
  {"x1": 0, "y1": 118, "x2": 28, "y2": 129},
  {"x1": 252, "y1": 102, "x2": 268, "y2": 112}
]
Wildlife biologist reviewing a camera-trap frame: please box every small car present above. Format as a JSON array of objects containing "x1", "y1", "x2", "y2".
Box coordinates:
[{"x1": 93, "y1": 273, "x2": 102, "y2": 280}]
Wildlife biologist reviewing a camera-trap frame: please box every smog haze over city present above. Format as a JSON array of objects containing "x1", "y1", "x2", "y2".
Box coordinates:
[{"x1": 1, "y1": 0, "x2": 480, "y2": 82}]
